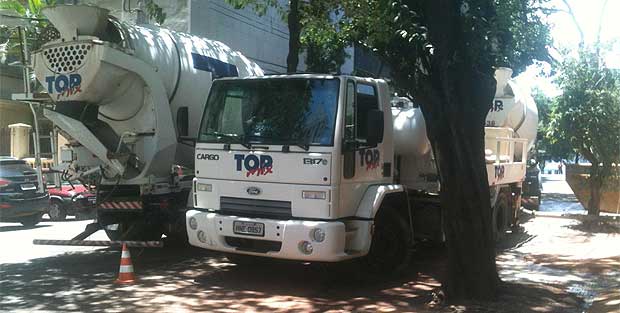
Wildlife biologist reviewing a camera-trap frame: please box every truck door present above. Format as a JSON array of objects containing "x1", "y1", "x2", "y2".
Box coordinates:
[{"x1": 339, "y1": 79, "x2": 386, "y2": 217}]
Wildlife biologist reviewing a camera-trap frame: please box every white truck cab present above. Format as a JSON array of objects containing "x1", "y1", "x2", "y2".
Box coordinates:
[
  {"x1": 187, "y1": 74, "x2": 400, "y2": 263},
  {"x1": 187, "y1": 71, "x2": 534, "y2": 270}
]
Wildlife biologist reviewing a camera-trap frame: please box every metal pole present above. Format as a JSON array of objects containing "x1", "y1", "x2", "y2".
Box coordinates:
[
  {"x1": 18, "y1": 26, "x2": 44, "y2": 193},
  {"x1": 51, "y1": 130, "x2": 60, "y2": 187}
]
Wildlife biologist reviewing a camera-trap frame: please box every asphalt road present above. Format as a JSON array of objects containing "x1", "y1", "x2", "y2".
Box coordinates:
[
  {"x1": 0, "y1": 177, "x2": 599, "y2": 312},
  {"x1": 0, "y1": 217, "x2": 109, "y2": 264}
]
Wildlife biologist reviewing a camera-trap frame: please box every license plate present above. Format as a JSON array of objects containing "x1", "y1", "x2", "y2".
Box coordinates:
[
  {"x1": 88, "y1": 197, "x2": 97, "y2": 204},
  {"x1": 233, "y1": 221, "x2": 265, "y2": 237},
  {"x1": 20, "y1": 183, "x2": 36, "y2": 191}
]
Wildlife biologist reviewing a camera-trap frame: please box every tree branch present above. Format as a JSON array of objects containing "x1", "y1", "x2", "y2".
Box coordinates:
[
  {"x1": 561, "y1": 0, "x2": 584, "y2": 46},
  {"x1": 595, "y1": 0, "x2": 609, "y2": 47}
]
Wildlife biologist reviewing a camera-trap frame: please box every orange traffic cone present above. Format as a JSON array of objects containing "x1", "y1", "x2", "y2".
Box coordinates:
[{"x1": 115, "y1": 243, "x2": 136, "y2": 284}]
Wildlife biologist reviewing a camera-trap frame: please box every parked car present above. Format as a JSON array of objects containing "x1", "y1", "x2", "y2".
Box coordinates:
[
  {"x1": 0, "y1": 158, "x2": 49, "y2": 226},
  {"x1": 48, "y1": 181, "x2": 96, "y2": 221}
]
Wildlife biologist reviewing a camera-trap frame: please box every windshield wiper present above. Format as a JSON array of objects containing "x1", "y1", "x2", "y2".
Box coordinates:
[
  {"x1": 282, "y1": 140, "x2": 310, "y2": 151},
  {"x1": 243, "y1": 134, "x2": 311, "y2": 151},
  {"x1": 203, "y1": 131, "x2": 252, "y2": 149}
]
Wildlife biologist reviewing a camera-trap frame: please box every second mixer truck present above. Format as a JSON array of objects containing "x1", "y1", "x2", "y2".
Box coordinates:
[{"x1": 31, "y1": 4, "x2": 263, "y2": 241}]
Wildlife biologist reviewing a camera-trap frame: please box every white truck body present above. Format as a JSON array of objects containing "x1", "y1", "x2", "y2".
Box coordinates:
[
  {"x1": 30, "y1": 5, "x2": 263, "y2": 240},
  {"x1": 187, "y1": 71, "x2": 536, "y2": 262}
]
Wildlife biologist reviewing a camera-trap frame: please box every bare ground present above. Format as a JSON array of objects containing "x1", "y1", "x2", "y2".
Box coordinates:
[{"x1": 3, "y1": 213, "x2": 616, "y2": 312}]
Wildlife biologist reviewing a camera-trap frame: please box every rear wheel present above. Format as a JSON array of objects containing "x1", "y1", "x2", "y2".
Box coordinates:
[
  {"x1": 20, "y1": 213, "x2": 42, "y2": 227},
  {"x1": 98, "y1": 212, "x2": 163, "y2": 241},
  {"x1": 493, "y1": 191, "x2": 510, "y2": 242},
  {"x1": 362, "y1": 208, "x2": 412, "y2": 275},
  {"x1": 48, "y1": 200, "x2": 67, "y2": 221}
]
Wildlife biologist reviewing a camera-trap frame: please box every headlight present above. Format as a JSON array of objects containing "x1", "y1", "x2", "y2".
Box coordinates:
[
  {"x1": 310, "y1": 228, "x2": 325, "y2": 242},
  {"x1": 196, "y1": 183, "x2": 212, "y2": 192},
  {"x1": 189, "y1": 217, "x2": 198, "y2": 230},
  {"x1": 302, "y1": 190, "x2": 326, "y2": 200},
  {"x1": 299, "y1": 241, "x2": 313, "y2": 255},
  {"x1": 197, "y1": 231, "x2": 207, "y2": 243}
]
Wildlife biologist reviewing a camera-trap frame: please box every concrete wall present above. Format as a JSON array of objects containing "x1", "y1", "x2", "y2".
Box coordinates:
[
  {"x1": 82, "y1": 0, "x2": 189, "y2": 32},
  {"x1": 0, "y1": 64, "x2": 32, "y2": 128},
  {"x1": 189, "y1": 0, "x2": 304, "y2": 73}
]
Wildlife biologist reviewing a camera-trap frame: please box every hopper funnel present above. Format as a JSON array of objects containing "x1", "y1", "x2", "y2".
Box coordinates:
[{"x1": 42, "y1": 5, "x2": 110, "y2": 40}]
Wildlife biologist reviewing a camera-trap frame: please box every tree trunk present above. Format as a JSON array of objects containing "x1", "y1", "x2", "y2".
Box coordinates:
[
  {"x1": 587, "y1": 164, "x2": 603, "y2": 216},
  {"x1": 286, "y1": 0, "x2": 301, "y2": 73},
  {"x1": 414, "y1": 0, "x2": 500, "y2": 301},
  {"x1": 424, "y1": 69, "x2": 500, "y2": 301}
]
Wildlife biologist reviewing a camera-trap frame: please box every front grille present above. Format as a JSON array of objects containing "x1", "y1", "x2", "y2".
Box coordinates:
[
  {"x1": 220, "y1": 197, "x2": 292, "y2": 219},
  {"x1": 225, "y1": 237, "x2": 282, "y2": 253}
]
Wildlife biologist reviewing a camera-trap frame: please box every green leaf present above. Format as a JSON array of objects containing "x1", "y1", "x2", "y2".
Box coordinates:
[{"x1": 0, "y1": 0, "x2": 27, "y2": 15}]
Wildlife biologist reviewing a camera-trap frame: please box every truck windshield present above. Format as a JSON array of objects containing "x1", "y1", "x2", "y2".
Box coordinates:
[{"x1": 199, "y1": 78, "x2": 339, "y2": 146}]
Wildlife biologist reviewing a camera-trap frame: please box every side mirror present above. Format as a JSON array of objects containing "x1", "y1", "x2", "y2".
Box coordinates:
[{"x1": 366, "y1": 109, "x2": 384, "y2": 147}]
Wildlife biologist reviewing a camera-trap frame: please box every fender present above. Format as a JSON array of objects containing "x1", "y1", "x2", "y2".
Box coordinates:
[
  {"x1": 49, "y1": 195, "x2": 64, "y2": 202},
  {"x1": 355, "y1": 184, "x2": 405, "y2": 219}
]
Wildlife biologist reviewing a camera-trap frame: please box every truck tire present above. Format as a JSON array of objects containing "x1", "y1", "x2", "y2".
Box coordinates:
[
  {"x1": 98, "y1": 212, "x2": 163, "y2": 241},
  {"x1": 493, "y1": 191, "x2": 510, "y2": 242},
  {"x1": 363, "y1": 208, "x2": 412, "y2": 275},
  {"x1": 48, "y1": 200, "x2": 68, "y2": 221},
  {"x1": 20, "y1": 213, "x2": 42, "y2": 227}
]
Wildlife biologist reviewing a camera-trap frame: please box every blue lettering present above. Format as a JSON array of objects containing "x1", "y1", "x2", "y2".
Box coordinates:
[
  {"x1": 45, "y1": 76, "x2": 55, "y2": 93},
  {"x1": 244, "y1": 155, "x2": 259, "y2": 171},
  {"x1": 260, "y1": 155, "x2": 273, "y2": 168},
  {"x1": 234, "y1": 154, "x2": 244, "y2": 171},
  {"x1": 69, "y1": 74, "x2": 81, "y2": 88},
  {"x1": 54, "y1": 75, "x2": 69, "y2": 93}
]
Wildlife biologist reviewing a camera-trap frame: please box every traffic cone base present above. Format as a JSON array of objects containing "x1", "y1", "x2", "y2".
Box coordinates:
[{"x1": 115, "y1": 243, "x2": 136, "y2": 284}]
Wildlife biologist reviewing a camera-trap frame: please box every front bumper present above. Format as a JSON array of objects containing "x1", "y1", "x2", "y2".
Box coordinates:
[
  {"x1": 0, "y1": 193, "x2": 49, "y2": 221},
  {"x1": 186, "y1": 210, "x2": 356, "y2": 262}
]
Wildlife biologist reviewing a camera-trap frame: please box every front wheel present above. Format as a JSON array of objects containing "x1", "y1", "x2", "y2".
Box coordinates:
[
  {"x1": 362, "y1": 209, "x2": 412, "y2": 275},
  {"x1": 20, "y1": 213, "x2": 42, "y2": 227},
  {"x1": 48, "y1": 200, "x2": 67, "y2": 221}
]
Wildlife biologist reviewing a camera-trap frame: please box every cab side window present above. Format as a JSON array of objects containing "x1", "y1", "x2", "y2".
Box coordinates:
[
  {"x1": 355, "y1": 84, "x2": 378, "y2": 144},
  {"x1": 344, "y1": 81, "x2": 356, "y2": 140}
]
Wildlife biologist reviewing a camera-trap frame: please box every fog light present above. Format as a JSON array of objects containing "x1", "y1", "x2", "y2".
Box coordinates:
[
  {"x1": 196, "y1": 183, "x2": 212, "y2": 192},
  {"x1": 197, "y1": 231, "x2": 207, "y2": 243},
  {"x1": 189, "y1": 217, "x2": 198, "y2": 230},
  {"x1": 299, "y1": 241, "x2": 313, "y2": 255},
  {"x1": 310, "y1": 228, "x2": 325, "y2": 242}
]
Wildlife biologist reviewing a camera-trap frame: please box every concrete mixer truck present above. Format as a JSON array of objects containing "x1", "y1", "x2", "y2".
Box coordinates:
[
  {"x1": 186, "y1": 69, "x2": 537, "y2": 271},
  {"x1": 29, "y1": 5, "x2": 263, "y2": 242}
]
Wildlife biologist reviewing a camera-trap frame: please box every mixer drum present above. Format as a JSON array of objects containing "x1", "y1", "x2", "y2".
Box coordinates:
[{"x1": 392, "y1": 106, "x2": 431, "y2": 157}]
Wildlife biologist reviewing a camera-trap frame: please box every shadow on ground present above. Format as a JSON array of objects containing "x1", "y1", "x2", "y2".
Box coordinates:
[
  {"x1": 0, "y1": 224, "x2": 51, "y2": 233},
  {"x1": 0, "y1": 234, "x2": 586, "y2": 312},
  {"x1": 568, "y1": 216, "x2": 620, "y2": 234}
]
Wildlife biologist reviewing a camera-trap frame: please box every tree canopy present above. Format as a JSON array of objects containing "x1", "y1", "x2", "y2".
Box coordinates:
[
  {"x1": 549, "y1": 45, "x2": 620, "y2": 215},
  {"x1": 329, "y1": 0, "x2": 552, "y2": 300}
]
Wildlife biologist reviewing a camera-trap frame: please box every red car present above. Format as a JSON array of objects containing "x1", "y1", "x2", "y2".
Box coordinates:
[{"x1": 47, "y1": 182, "x2": 97, "y2": 221}]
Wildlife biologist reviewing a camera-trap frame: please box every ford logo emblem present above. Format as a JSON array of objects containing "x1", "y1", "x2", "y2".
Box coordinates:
[{"x1": 246, "y1": 187, "x2": 261, "y2": 195}]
